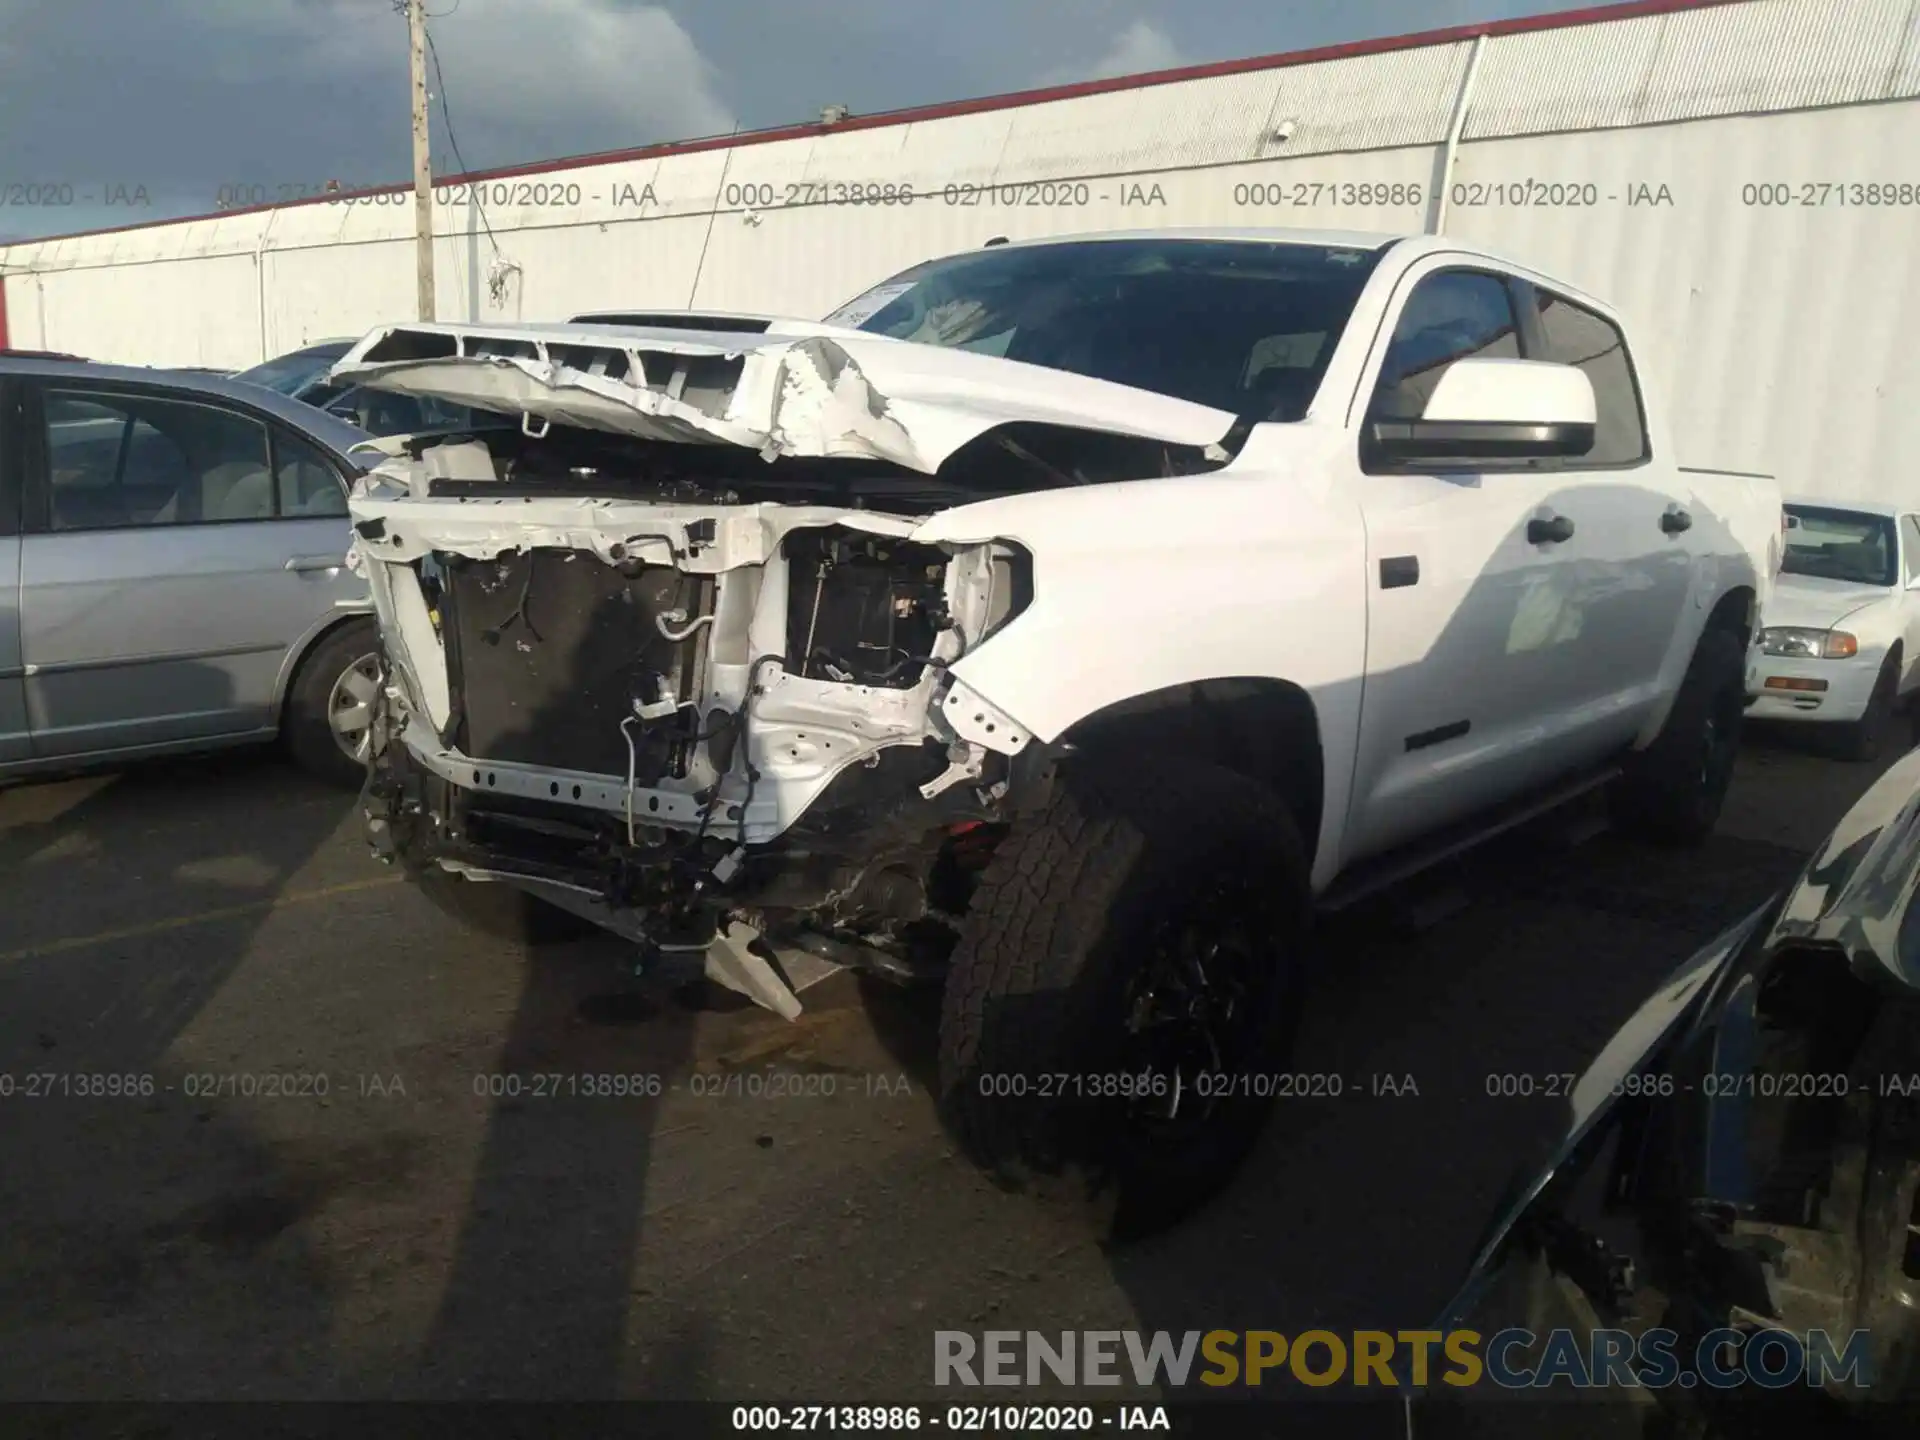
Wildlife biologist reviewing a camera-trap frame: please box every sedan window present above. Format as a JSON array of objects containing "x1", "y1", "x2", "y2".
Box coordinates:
[
  {"x1": 1781, "y1": 506, "x2": 1898, "y2": 587},
  {"x1": 44, "y1": 391, "x2": 274, "y2": 531},
  {"x1": 274, "y1": 431, "x2": 349, "y2": 518}
]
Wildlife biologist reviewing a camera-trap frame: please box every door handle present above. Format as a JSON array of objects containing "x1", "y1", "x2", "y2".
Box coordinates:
[
  {"x1": 1661, "y1": 506, "x2": 1693, "y2": 535},
  {"x1": 1527, "y1": 514, "x2": 1575, "y2": 545},
  {"x1": 285, "y1": 554, "x2": 345, "y2": 573}
]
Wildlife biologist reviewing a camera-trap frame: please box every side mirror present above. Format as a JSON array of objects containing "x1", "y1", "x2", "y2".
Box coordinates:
[{"x1": 1369, "y1": 358, "x2": 1597, "y2": 464}]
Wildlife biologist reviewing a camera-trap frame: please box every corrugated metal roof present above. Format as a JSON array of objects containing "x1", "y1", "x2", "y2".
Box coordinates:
[
  {"x1": 0, "y1": 0, "x2": 1788, "y2": 255},
  {"x1": 1467, "y1": 0, "x2": 1920, "y2": 137},
  {"x1": 1258, "y1": 41, "x2": 1476, "y2": 155},
  {"x1": 1, "y1": 0, "x2": 1905, "y2": 266}
]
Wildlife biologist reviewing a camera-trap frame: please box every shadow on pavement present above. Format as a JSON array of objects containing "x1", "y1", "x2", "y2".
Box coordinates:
[{"x1": 0, "y1": 744, "x2": 356, "y2": 1398}]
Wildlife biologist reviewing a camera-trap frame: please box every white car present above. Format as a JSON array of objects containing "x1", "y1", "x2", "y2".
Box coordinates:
[
  {"x1": 336, "y1": 228, "x2": 1782, "y2": 1232},
  {"x1": 1748, "y1": 498, "x2": 1920, "y2": 760}
]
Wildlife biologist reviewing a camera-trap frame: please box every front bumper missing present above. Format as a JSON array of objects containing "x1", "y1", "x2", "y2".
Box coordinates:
[
  {"x1": 360, "y1": 646, "x2": 1025, "y2": 1023},
  {"x1": 446, "y1": 859, "x2": 845, "y2": 1016},
  {"x1": 346, "y1": 441, "x2": 1046, "y2": 1021}
]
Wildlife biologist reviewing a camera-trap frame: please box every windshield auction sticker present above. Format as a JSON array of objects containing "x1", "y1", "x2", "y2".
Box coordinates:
[{"x1": 823, "y1": 281, "x2": 915, "y2": 328}]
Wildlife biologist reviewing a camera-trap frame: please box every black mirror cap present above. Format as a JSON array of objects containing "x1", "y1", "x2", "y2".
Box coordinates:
[{"x1": 1369, "y1": 418, "x2": 1596, "y2": 464}]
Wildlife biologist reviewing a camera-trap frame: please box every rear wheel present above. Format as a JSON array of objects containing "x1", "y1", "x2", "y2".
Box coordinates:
[
  {"x1": 283, "y1": 619, "x2": 383, "y2": 787},
  {"x1": 937, "y1": 758, "x2": 1309, "y2": 1239},
  {"x1": 1611, "y1": 627, "x2": 1746, "y2": 845}
]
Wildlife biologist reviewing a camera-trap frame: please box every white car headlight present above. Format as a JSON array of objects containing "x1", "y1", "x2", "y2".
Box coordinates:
[{"x1": 1758, "y1": 627, "x2": 1858, "y2": 659}]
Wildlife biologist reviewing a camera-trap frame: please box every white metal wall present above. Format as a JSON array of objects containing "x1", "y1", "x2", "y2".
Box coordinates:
[{"x1": 4, "y1": 0, "x2": 1918, "y2": 500}]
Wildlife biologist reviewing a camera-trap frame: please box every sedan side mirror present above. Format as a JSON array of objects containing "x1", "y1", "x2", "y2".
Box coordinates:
[{"x1": 1369, "y1": 357, "x2": 1597, "y2": 464}]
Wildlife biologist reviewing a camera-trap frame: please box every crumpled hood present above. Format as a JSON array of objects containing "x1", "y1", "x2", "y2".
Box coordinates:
[
  {"x1": 1766, "y1": 573, "x2": 1894, "y2": 631},
  {"x1": 328, "y1": 318, "x2": 1240, "y2": 475}
]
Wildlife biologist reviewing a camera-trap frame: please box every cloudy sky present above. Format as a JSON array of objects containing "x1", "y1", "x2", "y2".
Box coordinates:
[{"x1": 0, "y1": 0, "x2": 1614, "y2": 240}]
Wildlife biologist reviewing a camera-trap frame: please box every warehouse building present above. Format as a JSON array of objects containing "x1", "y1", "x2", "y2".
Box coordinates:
[{"x1": 2, "y1": 0, "x2": 1916, "y2": 497}]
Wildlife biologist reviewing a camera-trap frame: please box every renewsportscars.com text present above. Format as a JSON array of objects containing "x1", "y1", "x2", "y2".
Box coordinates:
[{"x1": 933, "y1": 1328, "x2": 1874, "y2": 1390}]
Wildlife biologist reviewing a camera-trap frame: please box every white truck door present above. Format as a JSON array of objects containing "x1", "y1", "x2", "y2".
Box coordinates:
[
  {"x1": 1518, "y1": 283, "x2": 1693, "y2": 756},
  {"x1": 1342, "y1": 265, "x2": 1582, "y2": 865}
]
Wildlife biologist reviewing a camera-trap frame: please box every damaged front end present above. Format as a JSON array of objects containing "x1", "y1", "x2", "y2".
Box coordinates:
[{"x1": 339, "y1": 319, "x2": 1239, "y2": 1014}]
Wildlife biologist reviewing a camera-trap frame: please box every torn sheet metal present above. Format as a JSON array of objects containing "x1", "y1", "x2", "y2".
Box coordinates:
[
  {"x1": 703, "y1": 920, "x2": 845, "y2": 1020},
  {"x1": 328, "y1": 318, "x2": 1239, "y2": 474}
]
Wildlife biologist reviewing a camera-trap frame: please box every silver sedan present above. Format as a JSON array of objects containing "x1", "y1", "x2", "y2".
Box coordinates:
[{"x1": 0, "y1": 355, "x2": 384, "y2": 786}]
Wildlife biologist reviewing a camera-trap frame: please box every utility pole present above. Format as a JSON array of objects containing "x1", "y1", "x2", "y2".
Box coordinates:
[{"x1": 408, "y1": 0, "x2": 436, "y2": 320}]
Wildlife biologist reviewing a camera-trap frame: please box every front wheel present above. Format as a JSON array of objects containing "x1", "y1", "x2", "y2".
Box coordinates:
[
  {"x1": 1836, "y1": 655, "x2": 1903, "y2": 763},
  {"x1": 1610, "y1": 627, "x2": 1747, "y2": 846},
  {"x1": 937, "y1": 758, "x2": 1310, "y2": 1239}
]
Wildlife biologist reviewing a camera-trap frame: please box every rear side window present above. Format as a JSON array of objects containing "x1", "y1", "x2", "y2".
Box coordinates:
[
  {"x1": 274, "y1": 431, "x2": 348, "y2": 517},
  {"x1": 1532, "y1": 290, "x2": 1649, "y2": 465},
  {"x1": 1903, "y1": 516, "x2": 1920, "y2": 585},
  {"x1": 43, "y1": 390, "x2": 274, "y2": 531},
  {"x1": 1369, "y1": 270, "x2": 1521, "y2": 422}
]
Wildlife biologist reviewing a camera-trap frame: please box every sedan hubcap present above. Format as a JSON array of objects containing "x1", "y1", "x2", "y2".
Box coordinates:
[{"x1": 328, "y1": 653, "x2": 383, "y2": 762}]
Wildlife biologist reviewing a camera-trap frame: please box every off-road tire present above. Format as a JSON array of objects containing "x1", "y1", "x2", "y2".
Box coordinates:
[
  {"x1": 283, "y1": 619, "x2": 382, "y2": 788},
  {"x1": 412, "y1": 866, "x2": 603, "y2": 945},
  {"x1": 937, "y1": 758, "x2": 1310, "y2": 1239},
  {"x1": 1611, "y1": 627, "x2": 1747, "y2": 845},
  {"x1": 1836, "y1": 653, "x2": 1903, "y2": 763}
]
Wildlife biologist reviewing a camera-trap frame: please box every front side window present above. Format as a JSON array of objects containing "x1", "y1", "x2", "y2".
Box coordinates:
[
  {"x1": 43, "y1": 390, "x2": 274, "y2": 531},
  {"x1": 828, "y1": 239, "x2": 1387, "y2": 421},
  {"x1": 1368, "y1": 269, "x2": 1520, "y2": 423},
  {"x1": 1532, "y1": 290, "x2": 1649, "y2": 464},
  {"x1": 1781, "y1": 505, "x2": 1898, "y2": 587}
]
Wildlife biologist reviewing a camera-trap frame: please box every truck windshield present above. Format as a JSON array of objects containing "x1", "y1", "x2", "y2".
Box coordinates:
[
  {"x1": 827, "y1": 238, "x2": 1387, "y2": 421},
  {"x1": 1781, "y1": 506, "x2": 1898, "y2": 586}
]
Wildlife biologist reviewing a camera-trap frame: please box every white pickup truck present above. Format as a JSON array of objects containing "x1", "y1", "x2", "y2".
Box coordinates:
[{"x1": 337, "y1": 228, "x2": 1782, "y2": 1233}]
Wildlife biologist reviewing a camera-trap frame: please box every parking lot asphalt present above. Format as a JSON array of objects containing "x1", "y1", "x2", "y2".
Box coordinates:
[{"x1": 0, "y1": 724, "x2": 1904, "y2": 1403}]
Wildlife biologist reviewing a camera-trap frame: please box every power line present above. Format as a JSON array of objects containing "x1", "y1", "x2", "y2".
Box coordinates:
[{"x1": 424, "y1": 23, "x2": 500, "y2": 257}]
